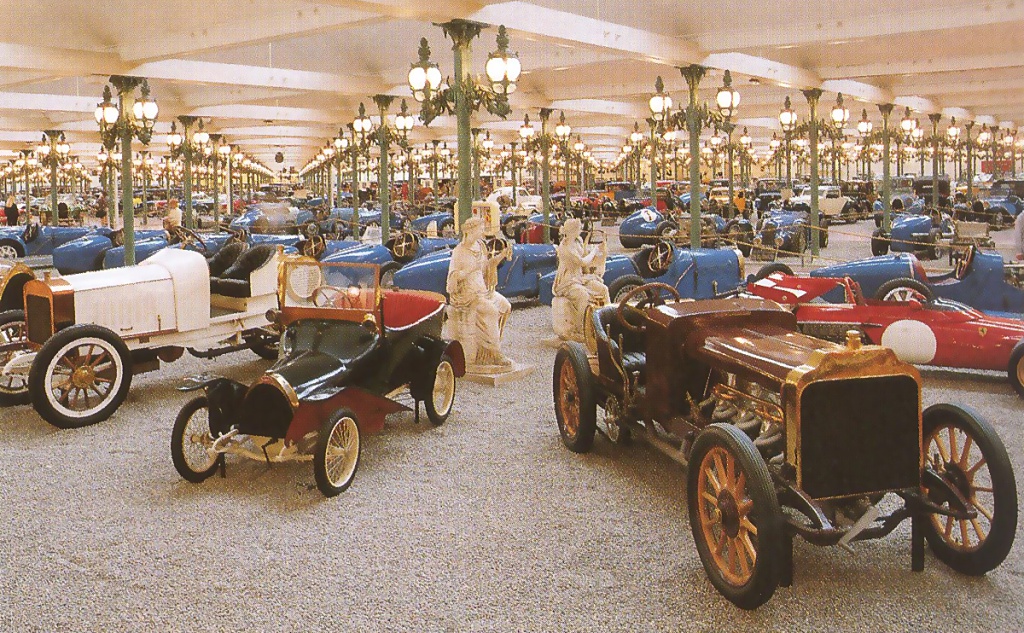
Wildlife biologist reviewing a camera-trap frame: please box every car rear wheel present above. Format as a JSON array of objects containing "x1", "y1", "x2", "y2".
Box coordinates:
[
  {"x1": 608, "y1": 275, "x2": 645, "y2": 304},
  {"x1": 0, "y1": 240, "x2": 22, "y2": 259},
  {"x1": 314, "y1": 408, "x2": 361, "y2": 497},
  {"x1": 1008, "y1": 341, "x2": 1024, "y2": 398},
  {"x1": 0, "y1": 309, "x2": 29, "y2": 405},
  {"x1": 921, "y1": 404, "x2": 1017, "y2": 575},
  {"x1": 553, "y1": 342, "x2": 596, "y2": 453},
  {"x1": 424, "y1": 354, "x2": 456, "y2": 426},
  {"x1": 875, "y1": 277, "x2": 933, "y2": 302},
  {"x1": 171, "y1": 396, "x2": 220, "y2": 483},
  {"x1": 688, "y1": 423, "x2": 783, "y2": 610},
  {"x1": 750, "y1": 263, "x2": 793, "y2": 283},
  {"x1": 29, "y1": 324, "x2": 133, "y2": 428}
]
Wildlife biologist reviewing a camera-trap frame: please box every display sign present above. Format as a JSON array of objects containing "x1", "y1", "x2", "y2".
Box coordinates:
[
  {"x1": 468, "y1": 200, "x2": 501, "y2": 236},
  {"x1": 981, "y1": 159, "x2": 1015, "y2": 174}
]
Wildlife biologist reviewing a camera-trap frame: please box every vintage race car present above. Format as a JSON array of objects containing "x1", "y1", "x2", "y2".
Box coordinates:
[
  {"x1": 788, "y1": 185, "x2": 857, "y2": 223},
  {"x1": 171, "y1": 259, "x2": 465, "y2": 497},
  {"x1": 539, "y1": 237, "x2": 744, "y2": 304},
  {"x1": 1, "y1": 244, "x2": 283, "y2": 428},
  {"x1": 319, "y1": 231, "x2": 458, "y2": 287},
  {"x1": 747, "y1": 273, "x2": 1024, "y2": 395},
  {"x1": 870, "y1": 211, "x2": 950, "y2": 258},
  {"x1": 0, "y1": 224, "x2": 99, "y2": 260},
  {"x1": 407, "y1": 211, "x2": 456, "y2": 237},
  {"x1": 52, "y1": 228, "x2": 175, "y2": 274},
  {"x1": 619, "y1": 207, "x2": 678, "y2": 249},
  {"x1": 812, "y1": 246, "x2": 1024, "y2": 317},
  {"x1": 553, "y1": 285, "x2": 1017, "y2": 609},
  {"x1": 976, "y1": 179, "x2": 1024, "y2": 229},
  {"x1": 392, "y1": 237, "x2": 556, "y2": 301},
  {"x1": 750, "y1": 210, "x2": 828, "y2": 260},
  {"x1": 229, "y1": 202, "x2": 315, "y2": 233}
]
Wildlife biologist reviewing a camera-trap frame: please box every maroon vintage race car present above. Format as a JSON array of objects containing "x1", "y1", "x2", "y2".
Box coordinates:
[{"x1": 747, "y1": 272, "x2": 1024, "y2": 396}]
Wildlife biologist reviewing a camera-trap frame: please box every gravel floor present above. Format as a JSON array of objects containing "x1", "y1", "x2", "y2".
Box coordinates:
[{"x1": 2, "y1": 219, "x2": 1023, "y2": 632}]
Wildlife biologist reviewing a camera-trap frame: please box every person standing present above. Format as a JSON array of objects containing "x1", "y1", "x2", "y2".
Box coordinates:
[
  {"x1": 164, "y1": 198, "x2": 182, "y2": 230},
  {"x1": 4, "y1": 195, "x2": 18, "y2": 226}
]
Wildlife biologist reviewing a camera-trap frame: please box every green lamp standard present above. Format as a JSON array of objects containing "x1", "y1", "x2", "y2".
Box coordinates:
[
  {"x1": 899, "y1": 108, "x2": 917, "y2": 178},
  {"x1": 369, "y1": 94, "x2": 398, "y2": 242},
  {"x1": 351, "y1": 102, "x2": 374, "y2": 235},
  {"x1": 166, "y1": 116, "x2": 207, "y2": 230},
  {"x1": 716, "y1": 71, "x2": 740, "y2": 217},
  {"x1": 38, "y1": 130, "x2": 69, "y2": 225},
  {"x1": 218, "y1": 140, "x2": 235, "y2": 221},
  {"x1": 856, "y1": 109, "x2": 873, "y2": 179},
  {"x1": 555, "y1": 111, "x2": 572, "y2": 195},
  {"x1": 769, "y1": 134, "x2": 782, "y2": 179},
  {"x1": 779, "y1": 96, "x2": 797, "y2": 188},
  {"x1": 928, "y1": 113, "x2": 942, "y2": 207},
  {"x1": 95, "y1": 77, "x2": 158, "y2": 266},
  {"x1": 629, "y1": 123, "x2": 644, "y2": 195},
  {"x1": 518, "y1": 114, "x2": 535, "y2": 209},
  {"x1": 739, "y1": 128, "x2": 752, "y2": 188},
  {"x1": 394, "y1": 100, "x2": 416, "y2": 202},
  {"x1": 408, "y1": 23, "x2": 519, "y2": 228},
  {"x1": 480, "y1": 131, "x2": 494, "y2": 196},
  {"x1": 573, "y1": 136, "x2": 586, "y2": 192},
  {"x1": 946, "y1": 118, "x2": 961, "y2": 182},
  {"x1": 649, "y1": 77, "x2": 672, "y2": 201},
  {"x1": 1002, "y1": 131, "x2": 1016, "y2": 178}
]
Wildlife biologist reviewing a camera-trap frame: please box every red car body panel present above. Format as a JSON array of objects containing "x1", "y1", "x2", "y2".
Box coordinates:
[{"x1": 748, "y1": 273, "x2": 1024, "y2": 371}]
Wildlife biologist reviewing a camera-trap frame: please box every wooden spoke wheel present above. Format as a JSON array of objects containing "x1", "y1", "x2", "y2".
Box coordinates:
[
  {"x1": 553, "y1": 342, "x2": 596, "y2": 453},
  {"x1": 0, "y1": 309, "x2": 29, "y2": 405},
  {"x1": 688, "y1": 424, "x2": 783, "y2": 610},
  {"x1": 921, "y1": 404, "x2": 1017, "y2": 575},
  {"x1": 29, "y1": 324, "x2": 133, "y2": 429}
]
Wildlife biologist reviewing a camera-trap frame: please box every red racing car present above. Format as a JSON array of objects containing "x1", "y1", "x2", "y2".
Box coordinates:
[{"x1": 747, "y1": 272, "x2": 1024, "y2": 396}]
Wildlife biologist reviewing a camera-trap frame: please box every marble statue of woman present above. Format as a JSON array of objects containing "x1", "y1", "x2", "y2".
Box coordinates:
[{"x1": 552, "y1": 218, "x2": 609, "y2": 342}]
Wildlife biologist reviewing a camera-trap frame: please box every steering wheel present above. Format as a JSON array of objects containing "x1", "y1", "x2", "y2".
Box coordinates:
[
  {"x1": 109, "y1": 228, "x2": 125, "y2": 248},
  {"x1": 312, "y1": 285, "x2": 345, "y2": 308},
  {"x1": 226, "y1": 228, "x2": 250, "y2": 245},
  {"x1": 647, "y1": 241, "x2": 674, "y2": 276},
  {"x1": 388, "y1": 231, "x2": 419, "y2": 261},
  {"x1": 484, "y1": 237, "x2": 512, "y2": 262},
  {"x1": 168, "y1": 225, "x2": 208, "y2": 253},
  {"x1": 616, "y1": 282, "x2": 682, "y2": 333},
  {"x1": 301, "y1": 234, "x2": 326, "y2": 259},
  {"x1": 22, "y1": 223, "x2": 39, "y2": 243},
  {"x1": 302, "y1": 222, "x2": 320, "y2": 238},
  {"x1": 952, "y1": 244, "x2": 976, "y2": 280}
]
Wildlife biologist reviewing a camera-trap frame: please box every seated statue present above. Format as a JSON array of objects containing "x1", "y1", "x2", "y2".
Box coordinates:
[
  {"x1": 445, "y1": 217, "x2": 513, "y2": 370},
  {"x1": 552, "y1": 218, "x2": 609, "y2": 342}
]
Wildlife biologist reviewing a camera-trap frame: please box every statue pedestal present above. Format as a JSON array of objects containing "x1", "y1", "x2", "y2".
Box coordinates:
[{"x1": 463, "y1": 362, "x2": 535, "y2": 386}]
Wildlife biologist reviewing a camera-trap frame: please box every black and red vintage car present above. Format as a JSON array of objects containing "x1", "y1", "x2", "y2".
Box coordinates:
[
  {"x1": 553, "y1": 283, "x2": 1017, "y2": 608},
  {"x1": 171, "y1": 259, "x2": 464, "y2": 497}
]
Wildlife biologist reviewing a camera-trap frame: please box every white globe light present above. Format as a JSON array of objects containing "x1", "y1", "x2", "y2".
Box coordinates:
[
  {"x1": 132, "y1": 101, "x2": 144, "y2": 120},
  {"x1": 426, "y1": 66, "x2": 442, "y2": 90},
  {"x1": 486, "y1": 56, "x2": 506, "y2": 83},
  {"x1": 104, "y1": 105, "x2": 119, "y2": 125},
  {"x1": 505, "y1": 56, "x2": 521, "y2": 82},
  {"x1": 94, "y1": 106, "x2": 104, "y2": 124},
  {"x1": 143, "y1": 100, "x2": 159, "y2": 120},
  {"x1": 408, "y1": 66, "x2": 426, "y2": 91}
]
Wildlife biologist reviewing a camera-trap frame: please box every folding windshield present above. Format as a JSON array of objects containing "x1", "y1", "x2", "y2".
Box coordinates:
[{"x1": 281, "y1": 259, "x2": 380, "y2": 312}]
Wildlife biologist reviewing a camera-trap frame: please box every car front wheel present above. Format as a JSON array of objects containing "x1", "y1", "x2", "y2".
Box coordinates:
[
  {"x1": 314, "y1": 408, "x2": 361, "y2": 497},
  {"x1": 171, "y1": 396, "x2": 220, "y2": 483},
  {"x1": 29, "y1": 324, "x2": 133, "y2": 428},
  {"x1": 875, "y1": 277, "x2": 933, "y2": 302},
  {"x1": 688, "y1": 423, "x2": 783, "y2": 610},
  {"x1": 0, "y1": 309, "x2": 29, "y2": 405},
  {"x1": 424, "y1": 354, "x2": 456, "y2": 425},
  {"x1": 553, "y1": 342, "x2": 596, "y2": 453},
  {"x1": 921, "y1": 404, "x2": 1017, "y2": 575}
]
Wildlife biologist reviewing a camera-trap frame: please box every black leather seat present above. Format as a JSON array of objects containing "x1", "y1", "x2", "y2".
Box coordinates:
[
  {"x1": 206, "y1": 242, "x2": 248, "y2": 278},
  {"x1": 593, "y1": 305, "x2": 646, "y2": 378},
  {"x1": 210, "y1": 243, "x2": 276, "y2": 298}
]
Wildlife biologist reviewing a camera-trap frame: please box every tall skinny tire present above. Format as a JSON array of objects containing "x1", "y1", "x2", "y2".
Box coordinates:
[
  {"x1": 424, "y1": 354, "x2": 456, "y2": 426},
  {"x1": 29, "y1": 324, "x2": 133, "y2": 429},
  {"x1": 553, "y1": 342, "x2": 597, "y2": 453},
  {"x1": 0, "y1": 309, "x2": 29, "y2": 405},
  {"x1": 171, "y1": 396, "x2": 220, "y2": 483},
  {"x1": 688, "y1": 423, "x2": 783, "y2": 610},
  {"x1": 921, "y1": 404, "x2": 1017, "y2": 575},
  {"x1": 314, "y1": 408, "x2": 361, "y2": 497}
]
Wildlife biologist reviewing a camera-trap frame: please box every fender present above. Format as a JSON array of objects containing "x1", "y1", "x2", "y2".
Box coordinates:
[
  {"x1": 180, "y1": 375, "x2": 248, "y2": 437},
  {"x1": 409, "y1": 336, "x2": 466, "y2": 401}
]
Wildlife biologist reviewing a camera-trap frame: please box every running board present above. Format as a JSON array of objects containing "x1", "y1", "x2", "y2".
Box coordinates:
[{"x1": 623, "y1": 419, "x2": 689, "y2": 467}]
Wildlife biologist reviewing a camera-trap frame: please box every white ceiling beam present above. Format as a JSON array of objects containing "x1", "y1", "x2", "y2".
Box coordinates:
[
  {"x1": 701, "y1": 53, "x2": 820, "y2": 90},
  {"x1": 819, "y1": 79, "x2": 893, "y2": 105},
  {"x1": 231, "y1": 137, "x2": 324, "y2": 147},
  {"x1": 0, "y1": 92, "x2": 97, "y2": 114},
  {"x1": 469, "y1": 2, "x2": 703, "y2": 66},
  {"x1": 548, "y1": 99, "x2": 647, "y2": 118},
  {"x1": 118, "y1": 5, "x2": 378, "y2": 62},
  {"x1": 0, "y1": 42, "x2": 126, "y2": 76},
  {"x1": 894, "y1": 96, "x2": 940, "y2": 114},
  {"x1": 129, "y1": 59, "x2": 383, "y2": 95},
  {"x1": 700, "y1": 2, "x2": 1024, "y2": 52},
  {"x1": 219, "y1": 125, "x2": 334, "y2": 138},
  {"x1": 821, "y1": 52, "x2": 1024, "y2": 79},
  {"x1": 188, "y1": 104, "x2": 338, "y2": 124}
]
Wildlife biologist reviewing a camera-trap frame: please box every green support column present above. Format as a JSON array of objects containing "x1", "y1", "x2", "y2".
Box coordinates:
[
  {"x1": 178, "y1": 116, "x2": 197, "y2": 230},
  {"x1": 540, "y1": 109, "x2": 552, "y2": 244},
  {"x1": 351, "y1": 128, "x2": 360, "y2": 235},
  {"x1": 965, "y1": 121, "x2": 975, "y2": 201},
  {"x1": 209, "y1": 135, "x2": 221, "y2": 230},
  {"x1": 723, "y1": 122, "x2": 735, "y2": 220},
  {"x1": 929, "y1": 113, "x2": 941, "y2": 208},
  {"x1": 119, "y1": 104, "x2": 135, "y2": 265},
  {"x1": 879, "y1": 104, "x2": 894, "y2": 232},
  {"x1": 803, "y1": 89, "x2": 822, "y2": 257},
  {"x1": 471, "y1": 128, "x2": 482, "y2": 201},
  {"x1": 374, "y1": 95, "x2": 395, "y2": 243},
  {"x1": 442, "y1": 21, "x2": 483, "y2": 229},
  {"x1": 648, "y1": 119, "x2": 658, "y2": 209},
  {"x1": 335, "y1": 153, "x2": 342, "y2": 209},
  {"x1": 44, "y1": 130, "x2": 61, "y2": 226},
  {"x1": 681, "y1": 64, "x2": 706, "y2": 250}
]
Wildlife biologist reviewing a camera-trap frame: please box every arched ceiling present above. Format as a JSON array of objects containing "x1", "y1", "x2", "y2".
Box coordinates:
[{"x1": 1, "y1": 0, "x2": 1021, "y2": 169}]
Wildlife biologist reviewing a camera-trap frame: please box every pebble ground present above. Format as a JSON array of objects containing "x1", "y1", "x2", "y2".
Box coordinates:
[{"x1": 2, "y1": 218, "x2": 1023, "y2": 631}]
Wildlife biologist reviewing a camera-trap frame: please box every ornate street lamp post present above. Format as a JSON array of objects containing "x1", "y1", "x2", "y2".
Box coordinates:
[
  {"x1": 166, "y1": 116, "x2": 207, "y2": 230},
  {"x1": 928, "y1": 113, "x2": 942, "y2": 207},
  {"x1": 409, "y1": 23, "x2": 519, "y2": 228},
  {"x1": 716, "y1": 71, "x2": 740, "y2": 217},
  {"x1": 38, "y1": 130, "x2": 70, "y2": 225},
  {"x1": 95, "y1": 76, "x2": 158, "y2": 265},
  {"x1": 779, "y1": 96, "x2": 797, "y2": 188},
  {"x1": 518, "y1": 114, "x2": 535, "y2": 209},
  {"x1": 856, "y1": 109, "x2": 873, "y2": 180},
  {"x1": 649, "y1": 77, "x2": 672, "y2": 202}
]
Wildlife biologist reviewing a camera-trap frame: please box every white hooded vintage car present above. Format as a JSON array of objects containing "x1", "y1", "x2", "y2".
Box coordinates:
[{"x1": 1, "y1": 242, "x2": 283, "y2": 428}]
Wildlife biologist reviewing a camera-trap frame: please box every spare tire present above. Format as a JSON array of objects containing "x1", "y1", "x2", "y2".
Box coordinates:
[{"x1": 750, "y1": 262, "x2": 794, "y2": 283}]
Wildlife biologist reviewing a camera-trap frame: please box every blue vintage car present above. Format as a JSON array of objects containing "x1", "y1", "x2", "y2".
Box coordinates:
[
  {"x1": 539, "y1": 243, "x2": 744, "y2": 305},
  {"x1": 52, "y1": 228, "x2": 168, "y2": 274},
  {"x1": 229, "y1": 203, "x2": 316, "y2": 233},
  {"x1": 321, "y1": 233, "x2": 458, "y2": 286},
  {"x1": 330, "y1": 205, "x2": 405, "y2": 237},
  {"x1": 392, "y1": 238, "x2": 557, "y2": 300},
  {"x1": 811, "y1": 248, "x2": 1024, "y2": 317},
  {"x1": 979, "y1": 179, "x2": 1024, "y2": 228},
  {"x1": 869, "y1": 210, "x2": 950, "y2": 258},
  {"x1": 750, "y1": 210, "x2": 827, "y2": 260},
  {"x1": 407, "y1": 211, "x2": 456, "y2": 236},
  {"x1": 0, "y1": 224, "x2": 99, "y2": 260},
  {"x1": 619, "y1": 207, "x2": 678, "y2": 248},
  {"x1": 102, "y1": 231, "x2": 302, "y2": 269}
]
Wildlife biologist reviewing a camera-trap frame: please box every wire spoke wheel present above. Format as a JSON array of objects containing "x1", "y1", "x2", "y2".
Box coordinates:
[
  {"x1": 0, "y1": 244, "x2": 19, "y2": 259},
  {"x1": 314, "y1": 409, "x2": 361, "y2": 497},
  {"x1": 921, "y1": 404, "x2": 1017, "y2": 575},
  {"x1": 424, "y1": 356, "x2": 456, "y2": 425},
  {"x1": 170, "y1": 396, "x2": 220, "y2": 483}
]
